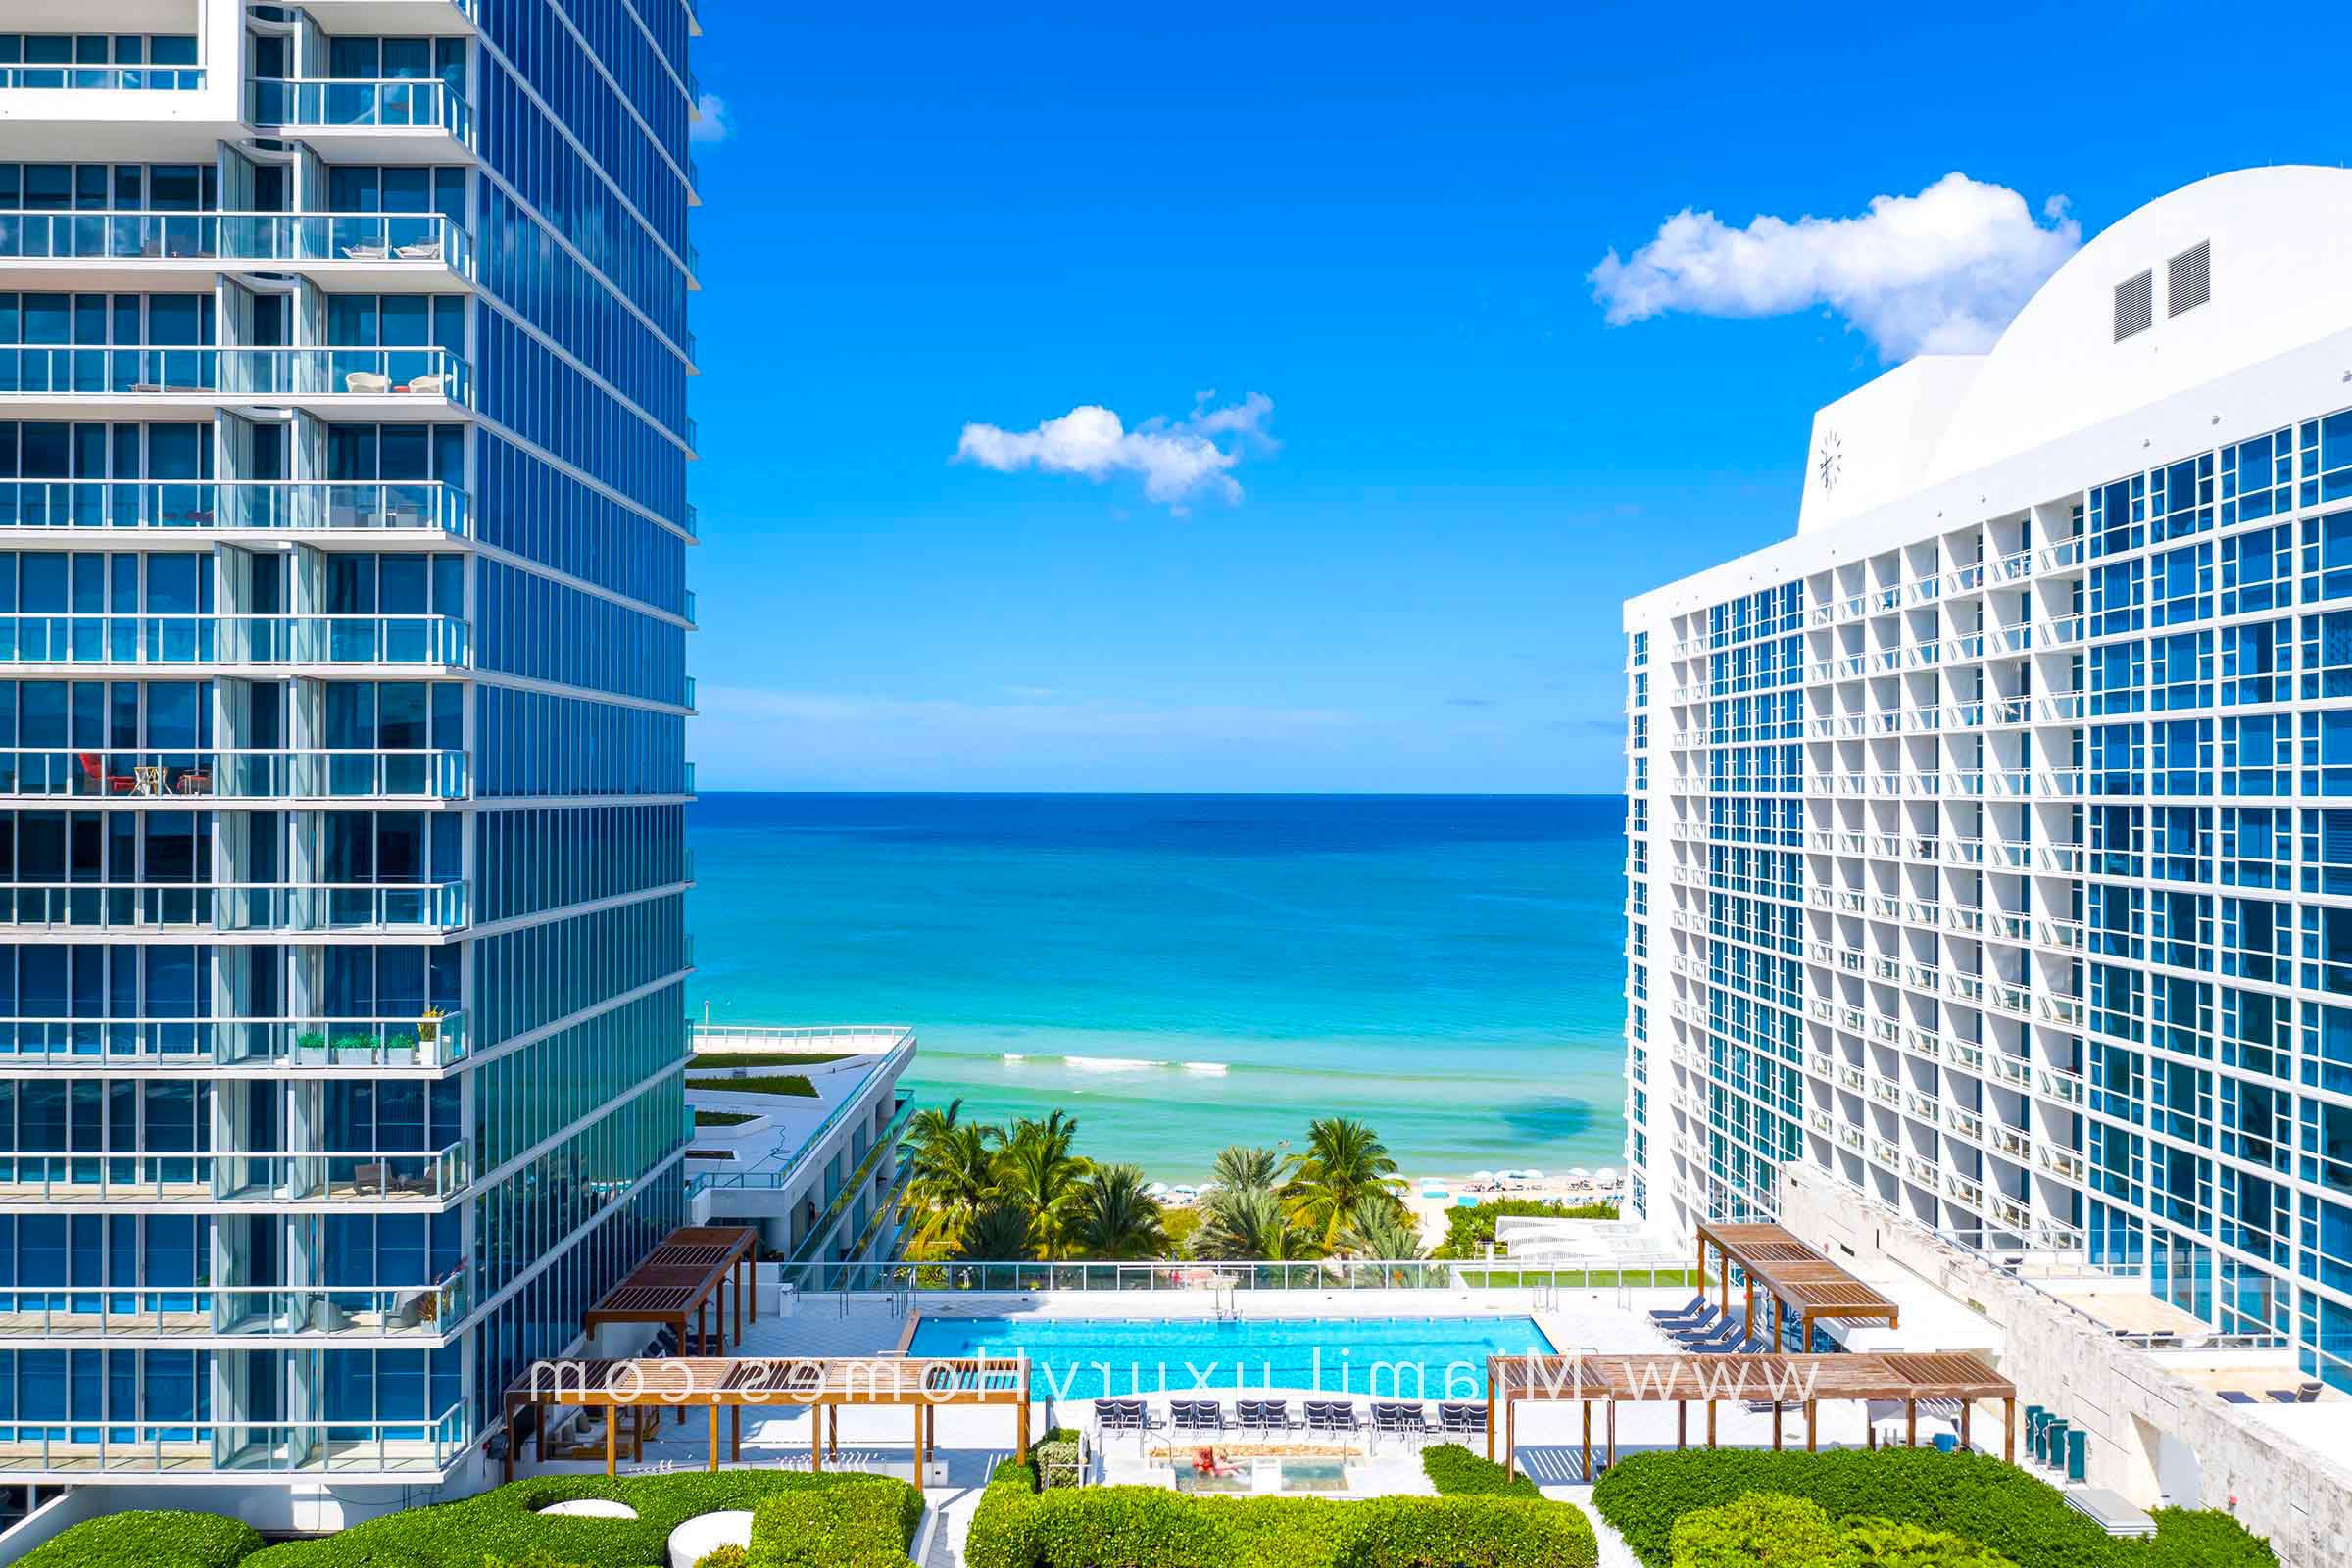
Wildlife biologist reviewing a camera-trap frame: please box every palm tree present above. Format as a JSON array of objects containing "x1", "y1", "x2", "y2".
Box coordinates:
[
  {"x1": 899, "y1": 1109, "x2": 1003, "y2": 1258},
  {"x1": 994, "y1": 1110, "x2": 1088, "y2": 1259},
  {"x1": 956, "y1": 1200, "x2": 1035, "y2": 1261},
  {"x1": 1195, "y1": 1183, "x2": 1318, "y2": 1261},
  {"x1": 1070, "y1": 1162, "x2": 1166, "y2": 1259},
  {"x1": 1282, "y1": 1117, "x2": 1404, "y2": 1251},
  {"x1": 1209, "y1": 1144, "x2": 1284, "y2": 1195},
  {"x1": 1340, "y1": 1194, "x2": 1426, "y2": 1263}
]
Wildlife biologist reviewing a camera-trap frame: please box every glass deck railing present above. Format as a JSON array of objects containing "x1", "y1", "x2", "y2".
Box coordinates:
[
  {"x1": 0, "y1": 880, "x2": 469, "y2": 932},
  {"x1": 0, "y1": 1140, "x2": 472, "y2": 1202},
  {"x1": 0, "y1": 66, "x2": 205, "y2": 90},
  {"x1": 0, "y1": 345, "x2": 471, "y2": 403},
  {"x1": 0, "y1": 211, "x2": 470, "y2": 273},
  {"x1": 0, "y1": 1275, "x2": 467, "y2": 1338},
  {"x1": 0, "y1": 478, "x2": 467, "y2": 533},
  {"x1": 0, "y1": 1012, "x2": 467, "y2": 1069},
  {"x1": 0, "y1": 613, "x2": 469, "y2": 667},
  {"x1": 0, "y1": 1402, "x2": 469, "y2": 1476},
  {"x1": 0, "y1": 748, "x2": 469, "y2": 800},
  {"x1": 248, "y1": 77, "x2": 471, "y2": 141}
]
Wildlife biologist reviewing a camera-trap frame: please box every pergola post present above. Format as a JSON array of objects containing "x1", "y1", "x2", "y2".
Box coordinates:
[
  {"x1": 1677, "y1": 1400, "x2": 1687, "y2": 1449},
  {"x1": 914, "y1": 1403, "x2": 927, "y2": 1477},
  {"x1": 2002, "y1": 1397, "x2": 2015, "y2": 1463},
  {"x1": 1906, "y1": 1397, "x2": 1918, "y2": 1447},
  {"x1": 708, "y1": 1404, "x2": 720, "y2": 1473},
  {"x1": 1606, "y1": 1397, "x2": 1616, "y2": 1470},
  {"x1": 732, "y1": 1404, "x2": 742, "y2": 1462},
  {"x1": 1579, "y1": 1398, "x2": 1590, "y2": 1484},
  {"x1": 1772, "y1": 1295, "x2": 1783, "y2": 1353},
  {"x1": 1485, "y1": 1367, "x2": 1497, "y2": 1462},
  {"x1": 1706, "y1": 1398, "x2": 1716, "y2": 1447},
  {"x1": 606, "y1": 1407, "x2": 617, "y2": 1477},
  {"x1": 811, "y1": 1405, "x2": 823, "y2": 1472},
  {"x1": 1804, "y1": 1397, "x2": 1817, "y2": 1452},
  {"x1": 1016, "y1": 1395, "x2": 1031, "y2": 1462},
  {"x1": 1743, "y1": 1276, "x2": 1754, "y2": 1343},
  {"x1": 1719, "y1": 1247, "x2": 1731, "y2": 1317},
  {"x1": 828, "y1": 1404, "x2": 839, "y2": 1459},
  {"x1": 1772, "y1": 1401, "x2": 1783, "y2": 1452},
  {"x1": 1961, "y1": 1401, "x2": 1973, "y2": 1452},
  {"x1": 502, "y1": 1396, "x2": 515, "y2": 1484}
]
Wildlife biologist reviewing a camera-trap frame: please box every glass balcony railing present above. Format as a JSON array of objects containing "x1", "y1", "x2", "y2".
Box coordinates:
[
  {"x1": 0, "y1": 1140, "x2": 472, "y2": 1203},
  {"x1": 0, "y1": 613, "x2": 469, "y2": 667},
  {"x1": 0, "y1": 479, "x2": 467, "y2": 534},
  {"x1": 0, "y1": 1276, "x2": 467, "y2": 1338},
  {"x1": 248, "y1": 77, "x2": 471, "y2": 142},
  {"x1": 0, "y1": 346, "x2": 472, "y2": 404},
  {"x1": 0, "y1": 1012, "x2": 467, "y2": 1069},
  {"x1": 0, "y1": 66, "x2": 205, "y2": 91},
  {"x1": 0, "y1": 1402, "x2": 469, "y2": 1476},
  {"x1": 0, "y1": 748, "x2": 469, "y2": 800},
  {"x1": 0, "y1": 211, "x2": 470, "y2": 273},
  {"x1": 0, "y1": 880, "x2": 469, "y2": 932}
]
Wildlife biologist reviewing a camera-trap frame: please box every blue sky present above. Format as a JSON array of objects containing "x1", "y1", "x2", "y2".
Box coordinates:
[{"x1": 681, "y1": 1, "x2": 2351, "y2": 793}]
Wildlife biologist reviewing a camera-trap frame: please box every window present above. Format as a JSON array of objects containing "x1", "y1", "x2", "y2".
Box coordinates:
[
  {"x1": 2224, "y1": 429, "x2": 2294, "y2": 525},
  {"x1": 2114, "y1": 270, "x2": 2154, "y2": 341},
  {"x1": 2307, "y1": 414, "x2": 2352, "y2": 511},
  {"x1": 2168, "y1": 240, "x2": 2211, "y2": 318}
]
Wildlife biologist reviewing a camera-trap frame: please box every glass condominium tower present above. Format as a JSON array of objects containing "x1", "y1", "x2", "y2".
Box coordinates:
[
  {"x1": 1622, "y1": 169, "x2": 2352, "y2": 1389},
  {"x1": 0, "y1": 0, "x2": 699, "y2": 1525}
]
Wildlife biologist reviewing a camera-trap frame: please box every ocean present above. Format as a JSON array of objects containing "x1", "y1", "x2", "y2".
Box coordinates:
[{"x1": 682, "y1": 793, "x2": 1630, "y2": 1184}]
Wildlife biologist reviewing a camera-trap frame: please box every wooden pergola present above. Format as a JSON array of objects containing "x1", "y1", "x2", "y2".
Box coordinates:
[
  {"x1": 1487, "y1": 1351, "x2": 2014, "y2": 1481},
  {"x1": 503, "y1": 1353, "x2": 1032, "y2": 1481},
  {"x1": 1694, "y1": 1220, "x2": 1900, "y2": 1349},
  {"x1": 582, "y1": 1225, "x2": 759, "y2": 1357}
]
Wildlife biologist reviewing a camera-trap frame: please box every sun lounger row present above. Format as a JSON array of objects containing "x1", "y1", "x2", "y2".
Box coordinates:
[{"x1": 1093, "y1": 1396, "x2": 1488, "y2": 1445}]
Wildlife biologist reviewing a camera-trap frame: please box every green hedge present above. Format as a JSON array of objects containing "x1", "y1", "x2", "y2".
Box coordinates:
[
  {"x1": 241, "y1": 1469, "x2": 920, "y2": 1568},
  {"x1": 747, "y1": 1478, "x2": 922, "y2": 1567},
  {"x1": 16, "y1": 1509, "x2": 264, "y2": 1568},
  {"x1": 963, "y1": 1453, "x2": 1597, "y2": 1568},
  {"x1": 1591, "y1": 1450, "x2": 2274, "y2": 1568},
  {"x1": 1671, "y1": 1493, "x2": 1851, "y2": 1567},
  {"x1": 685, "y1": 1074, "x2": 815, "y2": 1098},
  {"x1": 1842, "y1": 1515, "x2": 2019, "y2": 1567},
  {"x1": 1420, "y1": 1443, "x2": 1541, "y2": 1498},
  {"x1": 1432, "y1": 1199, "x2": 1621, "y2": 1259}
]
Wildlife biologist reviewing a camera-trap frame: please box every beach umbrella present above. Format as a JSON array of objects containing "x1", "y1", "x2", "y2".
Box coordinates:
[
  {"x1": 1471, "y1": 1170, "x2": 1495, "y2": 1182},
  {"x1": 1569, "y1": 1167, "x2": 1592, "y2": 1178},
  {"x1": 1596, "y1": 1167, "x2": 1621, "y2": 1182},
  {"x1": 1521, "y1": 1168, "x2": 1545, "y2": 1180}
]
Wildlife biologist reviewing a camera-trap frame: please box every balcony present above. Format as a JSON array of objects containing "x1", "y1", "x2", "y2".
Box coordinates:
[
  {"x1": 0, "y1": 748, "x2": 467, "y2": 801},
  {"x1": 0, "y1": 1141, "x2": 472, "y2": 1204},
  {"x1": 1993, "y1": 1193, "x2": 2034, "y2": 1231},
  {"x1": 0, "y1": 1012, "x2": 467, "y2": 1070},
  {"x1": 0, "y1": 1276, "x2": 466, "y2": 1339},
  {"x1": 0, "y1": 66, "x2": 203, "y2": 90},
  {"x1": 0, "y1": 212, "x2": 469, "y2": 278},
  {"x1": 0, "y1": 346, "x2": 472, "y2": 407},
  {"x1": 2037, "y1": 1146, "x2": 2087, "y2": 1182},
  {"x1": 0, "y1": 479, "x2": 467, "y2": 534},
  {"x1": 0, "y1": 613, "x2": 469, "y2": 669},
  {"x1": 0, "y1": 1403, "x2": 468, "y2": 1477},
  {"x1": 0, "y1": 880, "x2": 469, "y2": 933},
  {"x1": 1991, "y1": 1124, "x2": 2032, "y2": 1160},
  {"x1": 248, "y1": 77, "x2": 471, "y2": 141}
]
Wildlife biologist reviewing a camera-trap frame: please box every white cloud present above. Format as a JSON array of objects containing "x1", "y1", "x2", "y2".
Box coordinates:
[
  {"x1": 954, "y1": 392, "x2": 1275, "y2": 510},
  {"x1": 690, "y1": 93, "x2": 729, "y2": 143},
  {"x1": 1589, "y1": 172, "x2": 2082, "y2": 359}
]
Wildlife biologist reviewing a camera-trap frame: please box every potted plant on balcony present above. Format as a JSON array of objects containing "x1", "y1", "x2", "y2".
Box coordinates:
[{"x1": 418, "y1": 1005, "x2": 444, "y2": 1045}]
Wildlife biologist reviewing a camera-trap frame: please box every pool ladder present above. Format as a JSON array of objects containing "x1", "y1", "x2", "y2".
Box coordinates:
[{"x1": 1212, "y1": 1282, "x2": 1239, "y2": 1321}]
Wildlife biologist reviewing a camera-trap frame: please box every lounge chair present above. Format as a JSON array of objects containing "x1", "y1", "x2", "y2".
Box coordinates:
[
  {"x1": 1689, "y1": 1334, "x2": 1765, "y2": 1356},
  {"x1": 405, "y1": 373, "x2": 446, "y2": 396},
  {"x1": 1669, "y1": 1314, "x2": 1733, "y2": 1345},
  {"x1": 1237, "y1": 1399, "x2": 1295, "y2": 1433},
  {"x1": 343, "y1": 243, "x2": 391, "y2": 260},
  {"x1": 1095, "y1": 1398, "x2": 1153, "y2": 1450},
  {"x1": 346, "y1": 371, "x2": 392, "y2": 394},
  {"x1": 1438, "y1": 1402, "x2": 1488, "y2": 1439},
  {"x1": 2219, "y1": 1391, "x2": 2257, "y2": 1405},
  {"x1": 1170, "y1": 1399, "x2": 1226, "y2": 1435},
  {"x1": 1370, "y1": 1402, "x2": 1433, "y2": 1446},
  {"x1": 1302, "y1": 1400, "x2": 1363, "y2": 1437},
  {"x1": 395, "y1": 240, "x2": 444, "y2": 261},
  {"x1": 1647, "y1": 1293, "x2": 1708, "y2": 1323}
]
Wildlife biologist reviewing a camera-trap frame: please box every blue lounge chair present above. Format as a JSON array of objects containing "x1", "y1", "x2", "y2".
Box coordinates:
[
  {"x1": 1668, "y1": 1314, "x2": 1731, "y2": 1344},
  {"x1": 2219, "y1": 1391, "x2": 2257, "y2": 1406},
  {"x1": 1679, "y1": 1323, "x2": 1747, "y2": 1352},
  {"x1": 1647, "y1": 1293, "x2": 1708, "y2": 1324}
]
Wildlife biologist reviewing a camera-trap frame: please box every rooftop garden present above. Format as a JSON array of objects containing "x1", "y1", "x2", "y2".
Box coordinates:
[
  {"x1": 685, "y1": 1073, "x2": 818, "y2": 1098},
  {"x1": 695, "y1": 1109, "x2": 760, "y2": 1126},
  {"x1": 691, "y1": 1049, "x2": 860, "y2": 1068},
  {"x1": 20, "y1": 1471, "x2": 924, "y2": 1568},
  {"x1": 1592, "y1": 1448, "x2": 2275, "y2": 1568}
]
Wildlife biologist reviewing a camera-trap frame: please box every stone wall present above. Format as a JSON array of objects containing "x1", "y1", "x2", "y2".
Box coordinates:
[{"x1": 1777, "y1": 1164, "x2": 2351, "y2": 1567}]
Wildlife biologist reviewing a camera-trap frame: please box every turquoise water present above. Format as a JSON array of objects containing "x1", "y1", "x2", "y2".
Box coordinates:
[
  {"x1": 906, "y1": 1313, "x2": 1557, "y2": 1399},
  {"x1": 684, "y1": 794, "x2": 1629, "y2": 1183}
]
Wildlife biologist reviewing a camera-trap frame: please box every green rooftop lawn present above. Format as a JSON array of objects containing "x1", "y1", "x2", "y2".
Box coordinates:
[
  {"x1": 687, "y1": 1072, "x2": 817, "y2": 1097},
  {"x1": 694, "y1": 1109, "x2": 759, "y2": 1126},
  {"x1": 691, "y1": 1050, "x2": 859, "y2": 1068}
]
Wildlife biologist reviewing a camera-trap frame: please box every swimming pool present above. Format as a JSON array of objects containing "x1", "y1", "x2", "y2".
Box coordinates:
[{"x1": 906, "y1": 1314, "x2": 1555, "y2": 1401}]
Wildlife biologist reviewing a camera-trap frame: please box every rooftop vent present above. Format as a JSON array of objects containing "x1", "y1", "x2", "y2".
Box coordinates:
[
  {"x1": 2168, "y1": 240, "x2": 2211, "y2": 318},
  {"x1": 2114, "y1": 270, "x2": 2154, "y2": 342}
]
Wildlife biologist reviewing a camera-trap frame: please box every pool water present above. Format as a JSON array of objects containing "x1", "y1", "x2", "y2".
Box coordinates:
[{"x1": 906, "y1": 1314, "x2": 1555, "y2": 1401}]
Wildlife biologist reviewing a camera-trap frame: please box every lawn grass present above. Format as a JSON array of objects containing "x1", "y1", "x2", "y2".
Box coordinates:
[
  {"x1": 685, "y1": 1073, "x2": 817, "y2": 1097},
  {"x1": 1458, "y1": 1267, "x2": 1705, "y2": 1289},
  {"x1": 695, "y1": 1109, "x2": 759, "y2": 1126},
  {"x1": 691, "y1": 1050, "x2": 859, "y2": 1068}
]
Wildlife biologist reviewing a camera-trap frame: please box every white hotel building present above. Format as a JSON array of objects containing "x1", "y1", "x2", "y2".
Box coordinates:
[{"x1": 1621, "y1": 167, "x2": 2352, "y2": 1388}]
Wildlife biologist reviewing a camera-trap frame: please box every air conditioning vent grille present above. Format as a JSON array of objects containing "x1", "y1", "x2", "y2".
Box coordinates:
[
  {"x1": 2114, "y1": 270, "x2": 2154, "y2": 342},
  {"x1": 2168, "y1": 240, "x2": 2211, "y2": 317}
]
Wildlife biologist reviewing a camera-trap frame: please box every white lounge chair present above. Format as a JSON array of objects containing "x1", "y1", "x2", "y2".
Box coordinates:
[
  {"x1": 404, "y1": 374, "x2": 446, "y2": 396},
  {"x1": 345, "y1": 370, "x2": 392, "y2": 394}
]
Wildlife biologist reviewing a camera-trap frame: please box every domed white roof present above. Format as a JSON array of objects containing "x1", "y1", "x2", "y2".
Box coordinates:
[{"x1": 1797, "y1": 166, "x2": 2352, "y2": 535}]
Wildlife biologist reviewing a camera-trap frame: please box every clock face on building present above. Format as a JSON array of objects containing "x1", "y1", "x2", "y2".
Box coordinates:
[{"x1": 1816, "y1": 430, "x2": 1843, "y2": 491}]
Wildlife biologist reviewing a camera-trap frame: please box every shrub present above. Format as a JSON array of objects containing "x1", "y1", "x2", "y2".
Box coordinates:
[
  {"x1": 1591, "y1": 1450, "x2": 2272, "y2": 1568},
  {"x1": 1420, "y1": 1443, "x2": 1540, "y2": 1498},
  {"x1": 961, "y1": 1473, "x2": 1598, "y2": 1568},
  {"x1": 696, "y1": 1551, "x2": 752, "y2": 1568},
  {"x1": 1034, "y1": 1426, "x2": 1083, "y2": 1488},
  {"x1": 1841, "y1": 1516, "x2": 2018, "y2": 1567},
  {"x1": 685, "y1": 1074, "x2": 816, "y2": 1097},
  {"x1": 748, "y1": 1477, "x2": 922, "y2": 1567},
  {"x1": 15, "y1": 1510, "x2": 263, "y2": 1568},
  {"x1": 1672, "y1": 1494, "x2": 1852, "y2": 1568},
  {"x1": 242, "y1": 1469, "x2": 919, "y2": 1568}
]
